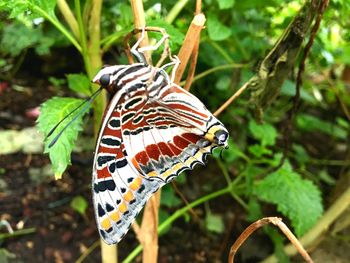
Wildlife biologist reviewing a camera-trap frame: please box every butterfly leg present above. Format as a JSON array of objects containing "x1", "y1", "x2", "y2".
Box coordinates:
[
  {"x1": 159, "y1": 55, "x2": 181, "y2": 84},
  {"x1": 130, "y1": 28, "x2": 147, "y2": 64}
]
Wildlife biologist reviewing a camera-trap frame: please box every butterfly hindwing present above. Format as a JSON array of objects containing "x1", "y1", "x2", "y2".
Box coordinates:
[{"x1": 92, "y1": 64, "x2": 229, "y2": 244}]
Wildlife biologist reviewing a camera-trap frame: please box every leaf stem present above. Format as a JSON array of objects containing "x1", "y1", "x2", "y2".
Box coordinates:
[
  {"x1": 180, "y1": 63, "x2": 248, "y2": 86},
  {"x1": 165, "y1": 0, "x2": 190, "y2": 24},
  {"x1": 32, "y1": 5, "x2": 82, "y2": 52}
]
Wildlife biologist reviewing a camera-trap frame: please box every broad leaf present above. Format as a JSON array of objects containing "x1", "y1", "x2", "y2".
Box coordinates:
[
  {"x1": 249, "y1": 120, "x2": 277, "y2": 146},
  {"x1": 255, "y1": 161, "x2": 323, "y2": 236},
  {"x1": 205, "y1": 212, "x2": 225, "y2": 233},
  {"x1": 37, "y1": 97, "x2": 88, "y2": 179},
  {"x1": 217, "y1": 0, "x2": 235, "y2": 9},
  {"x1": 160, "y1": 185, "x2": 182, "y2": 208},
  {"x1": 207, "y1": 14, "x2": 231, "y2": 41},
  {"x1": 67, "y1": 74, "x2": 91, "y2": 96},
  {"x1": 70, "y1": 195, "x2": 88, "y2": 215},
  {"x1": 0, "y1": 0, "x2": 57, "y2": 19}
]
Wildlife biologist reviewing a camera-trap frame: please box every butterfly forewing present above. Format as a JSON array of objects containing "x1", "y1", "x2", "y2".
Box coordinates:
[{"x1": 92, "y1": 63, "x2": 229, "y2": 244}]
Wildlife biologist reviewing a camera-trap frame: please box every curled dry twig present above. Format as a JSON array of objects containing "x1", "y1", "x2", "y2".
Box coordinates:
[{"x1": 228, "y1": 217, "x2": 314, "y2": 263}]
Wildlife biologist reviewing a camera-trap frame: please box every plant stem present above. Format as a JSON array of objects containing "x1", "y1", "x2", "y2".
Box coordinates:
[
  {"x1": 32, "y1": 6, "x2": 82, "y2": 52},
  {"x1": 165, "y1": 0, "x2": 190, "y2": 24},
  {"x1": 57, "y1": 0, "x2": 80, "y2": 39},
  {"x1": 209, "y1": 40, "x2": 234, "y2": 63},
  {"x1": 122, "y1": 186, "x2": 232, "y2": 263},
  {"x1": 0, "y1": 228, "x2": 35, "y2": 239},
  {"x1": 180, "y1": 63, "x2": 248, "y2": 86}
]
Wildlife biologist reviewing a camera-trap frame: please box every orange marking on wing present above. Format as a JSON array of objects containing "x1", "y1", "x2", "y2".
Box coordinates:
[
  {"x1": 131, "y1": 157, "x2": 141, "y2": 171},
  {"x1": 119, "y1": 202, "x2": 127, "y2": 213},
  {"x1": 123, "y1": 191, "x2": 134, "y2": 202},
  {"x1": 101, "y1": 218, "x2": 112, "y2": 230},
  {"x1": 110, "y1": 211, "x2": 120, "y2": 222},
  {"x1": 129, "y1": 177, "x2": 142, "y2": 191}
]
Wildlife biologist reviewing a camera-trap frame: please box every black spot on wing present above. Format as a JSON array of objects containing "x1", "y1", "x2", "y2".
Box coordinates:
[
  {"x1": 98, "y1": 204, "x2": 105, "y2": 217},
  {"x1": 97, "y1": 155, "x2": 115, "y2": 167}
]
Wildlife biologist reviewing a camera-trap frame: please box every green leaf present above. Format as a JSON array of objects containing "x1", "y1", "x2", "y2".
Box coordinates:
[
  {"x1": 255, "y1": 161, "x2": 323, "y2": 236},
  {"x1": 147, "y1": 19, "x2": 185, "y2": 49},
  {"x1": 248, "y1": 144, "x2": 272, "y2": 158},
  {"x1": 249, "y1": 119, "x2": 277, "y2": 146},
  {"x1": 70, "y1": 195, "x2": 88, "y2": 215},
  {"x1": 160, "y1": 185, "x2": 182, "y2": 208},
  {"x1": 296, "y1": 114, "x2": 347, "y2": 140},
  {"x1": 67, "y1": 74, "x2": 91, "y2": 96},
  {"x1": 207, "y1": 14, "x2": 231, "y2": 41},
  {"x1": 217, "y1": 0, "x2": 235, "y2": 9},
  {"x1": 37, "y1": 97, "x2": 88, "y2": 179},
  {"x1": 205, "y1": 212, "x2": 225, "y2": 233},
  {"x1": 0, "y1": 0, "x2": 57, "y2": 19}
]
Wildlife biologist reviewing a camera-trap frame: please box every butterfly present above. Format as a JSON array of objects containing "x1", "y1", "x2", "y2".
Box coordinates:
[{"x1": 90, "y1": 28, "x2": 229, "y2": 244}]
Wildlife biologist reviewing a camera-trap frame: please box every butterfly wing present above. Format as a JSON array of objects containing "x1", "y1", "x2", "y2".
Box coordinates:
[
  {"x1": 121, "y1": 83, "x2": 229, "y2": 183},
  {"x1": 92, "y1": 67, "x2": 229, "y2": 245},
  {"x1": 92, "y1": 92, "x2": 162, "y2": 244}
]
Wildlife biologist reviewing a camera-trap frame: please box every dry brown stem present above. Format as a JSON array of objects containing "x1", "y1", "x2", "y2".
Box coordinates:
[
  {"x1": 174, "y1": 13, "x2": 206, "y2": 84},
  {"x1": 183, "y1": 0, "x2": 203, "y2": 91},
  {"x1": 228, "y1": 217, "x2": 314, "y2": 263}
]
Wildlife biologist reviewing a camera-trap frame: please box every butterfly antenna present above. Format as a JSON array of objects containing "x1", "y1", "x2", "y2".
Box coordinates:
[{"x1": 47, "y1": 88, "x2": 103, "y2": 148}]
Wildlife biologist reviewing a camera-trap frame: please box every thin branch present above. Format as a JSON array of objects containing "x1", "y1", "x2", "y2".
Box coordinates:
[
  {"x1": 228, "y1": 217, "x2": 313, "y2": 263},
  {"x1": 180, "y1": 63, "x2": 248, "y2": 86},
  {"x1": 213, "y1": 81, "x2": 250, "y2": 117},
  {"x1": 262, "y1": 186, "x2": 350, "y2": 263}
]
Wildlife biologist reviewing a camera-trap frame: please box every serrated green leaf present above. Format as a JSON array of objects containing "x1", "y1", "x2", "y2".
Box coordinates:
[
  {"x1": 67, "y1": 74, "x2": 91, "y2": 95},
  {"x1": 0, "y1": 23, "x2": 41, "y2": 56},
  {"x1": 0, "y1": 0, "x2": 57, "y2": 19},
  {"x1": 255, "y1": 161, "x2": 323, "y2": 236},
  {"x1": 248, "y1": 144, "x2": 272, "y2": 158},
  {"x1": 160, "y1": 185, "x2": 182, "y2": 208},
  {"x1": 217, "y1": 0, "x2": 235, "y2": 9},
  {"x1": 37, "y1": 97, "x2": 88, "y2": 178},
  {"x1": 207, "y1": 14, "x2": 231, "y2": 41},
  {"x1": 70, "y1": 195, "x2": 88, "y2": 215},
  {"x1": 205, "y1": 212, "x2": 224, "y2": 233},
  {"x1": 249, "y1": 120, "x2": 277, "y2": 146}
]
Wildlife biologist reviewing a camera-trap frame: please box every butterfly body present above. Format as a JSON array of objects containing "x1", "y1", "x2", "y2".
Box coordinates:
[{"x1": 91, "y1": 30, "x2": 229, "y2": 244}]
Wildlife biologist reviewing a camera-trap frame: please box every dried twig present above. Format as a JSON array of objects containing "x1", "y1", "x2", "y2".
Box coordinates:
[
  {"x1": 228, "y1": 217, "x2": 313, "y2": 263},
  {"x1": 183, "y1": 0, "x2": 203, "y2": 91},
  {"x1": 174, "y1": 14, "x2": 206, "y2": 84},
  {"x1": 262, "y1": 187, "x2": 350, "y2": 262}
]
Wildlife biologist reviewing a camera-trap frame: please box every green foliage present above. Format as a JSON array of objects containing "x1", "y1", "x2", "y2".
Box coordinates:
[
  {"x1": 37, "y1": 97, "x2": 88, "y2": 179},
  {"x1": 255, "y1": 161, "x2": 323, "y2": 236},
  {"x1": 296, "y1": 114, "x2": 348, "y2": 140},
  {"x1": 0, "y1": 0, "x2": 57, "y2": 19},
  {"x1": 249, "y1": 120, "x2": 278, "y2": 146},
  {"x1": 217, "y1": 0, "x2": 235, "y2": 10},
  {"x1": 0, "y1": 22, "x2": 54, "y2": 56},
  {"x1": 207, "y1": 14, "x2": 232, "y2": 41},
  {"x1": 67, "y1": 74, "x2": 91, "y2": 96},
  {"x1": 70, "y1": 195, "x2": 88, "y2": 216},
  {"x1": 205, "y1": 211, "x2": 225, "y2": 233},
  {"x1": 160, "y1": 185, "x2": 182, "y2": 208}
]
